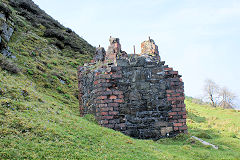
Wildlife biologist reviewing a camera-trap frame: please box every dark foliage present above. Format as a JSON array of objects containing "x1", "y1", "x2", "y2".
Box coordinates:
[
  {"x1": 9, "y1": 0, "x2": 95, "y2": 55},
  {"x1": 9, "y1": 0, "x2": 63, "y2": 29},
  {"x1": 44, "y1": 28, "x2": 95, "y2": 55},
  {"x1": 0, "y1": 41, "x2": 4, "y2": 51},
  {"x1": 44, "y1": 29, "x2": 65, "y2": 41},
  {"x1": 18, "y1": 1, "x2": 39, "y2": 15},
  {"x1": 0, "y1": 3, "x2": 12, "y2": 20},
  {"x1": 54, "y1": 41, "x2": 64, "y2": 50},
  {"x1": 66, "y1": 28, "x2": 73, "y2": 33}
]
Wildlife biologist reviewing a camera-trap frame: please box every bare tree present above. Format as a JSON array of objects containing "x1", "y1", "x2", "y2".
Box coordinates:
[
  {"x1": 204, "y1": 79, "x2": 219, "y2": 107},
  {"x1": 203, "y1": 79, "x2": 237, "y2": 109},
  {"x1": 218, "y1": 87, "x2": 236, "y2": 109}
]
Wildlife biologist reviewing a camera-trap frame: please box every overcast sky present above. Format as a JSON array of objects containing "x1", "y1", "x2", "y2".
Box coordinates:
[{"x1": 32, "y1": 0, "x2": 240, "y2": 108}]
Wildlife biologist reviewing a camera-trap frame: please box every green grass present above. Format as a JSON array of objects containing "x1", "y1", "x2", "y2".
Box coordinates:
[
  {"x1": 1, "y1": 69, "x2": 240, "y2": 159},
  {"x1": 1, "y1": 1, "x2": 240, "y2": 159}
]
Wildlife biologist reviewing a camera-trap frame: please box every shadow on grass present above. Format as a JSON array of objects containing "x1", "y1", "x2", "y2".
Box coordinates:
[
  {"x1": 188, "y1": 112, "x2": 206, "y2": 123},
  {"x1": 188, "y1": 127, "x2": 221, "y2": 139}
]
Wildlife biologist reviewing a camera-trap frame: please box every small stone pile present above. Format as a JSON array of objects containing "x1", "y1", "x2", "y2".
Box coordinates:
[{"x1": 78, "y1": 37, "x2": 187, "y2": 140}]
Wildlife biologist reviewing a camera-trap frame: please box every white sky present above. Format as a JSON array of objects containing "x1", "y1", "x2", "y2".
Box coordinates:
[{"x1": 32, "y1": 0, "x2": 240, "y2": 107}]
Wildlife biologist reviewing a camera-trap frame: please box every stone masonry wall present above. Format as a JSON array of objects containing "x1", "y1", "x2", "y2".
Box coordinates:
[{"x1": 78, "y1": 37, "x2": 187, "y2": 140}]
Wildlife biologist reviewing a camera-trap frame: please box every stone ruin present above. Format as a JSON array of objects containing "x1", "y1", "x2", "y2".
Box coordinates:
[{"x1": 78, "y1": 37, "x2": 187, "y2": 140}]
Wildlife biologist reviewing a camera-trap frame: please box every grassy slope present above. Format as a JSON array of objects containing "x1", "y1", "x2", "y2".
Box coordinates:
[
  {"x1": 1, "y1": 74, "x2": 240, "y2": 160},
  {"x1": 1, "y1": 0, "x2": 240, "y2": 159}
]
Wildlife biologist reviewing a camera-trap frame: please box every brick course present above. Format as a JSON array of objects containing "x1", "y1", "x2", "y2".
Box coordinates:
[{"x1": 78, "y1": 37, "x2": 187, "y2": 139}]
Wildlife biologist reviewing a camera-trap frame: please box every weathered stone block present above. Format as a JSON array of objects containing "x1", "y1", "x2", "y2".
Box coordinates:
[
  {"x1": 78, "y1": 37, "x2": 187, "y2": 140},
  {"x1": 161, "y1": 127, "x2": 173, "y2": 136},
  {"x1": 154, "y1": 121, "x2": 170, "y2": 127}
]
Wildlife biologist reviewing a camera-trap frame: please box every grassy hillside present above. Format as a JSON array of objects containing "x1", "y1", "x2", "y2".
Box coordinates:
[
  {"x1": 0, "y1": 0, "x2": 94, "y2": 118},
  {"x1": 1, "y1": 80, "x2": 240, "y2": 160},
  {"x1": 1, "y1": 0, "x2": 240, "y2": 159}
]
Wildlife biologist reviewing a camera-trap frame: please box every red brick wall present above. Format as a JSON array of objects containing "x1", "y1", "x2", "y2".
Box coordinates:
[
  {"x1": 164, "y1": 66, "x2": 188, "y2": 134},
  {"x1": 78, "y1": 61, "x2": 188, "y2": 138},
  {"x1": 93, "y1": 67, "x2": 126, "y2": 130}
]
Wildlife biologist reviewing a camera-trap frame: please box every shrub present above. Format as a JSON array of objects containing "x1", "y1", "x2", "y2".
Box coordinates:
[
  {"x1": 9, "y1": 0, "x2": 63, "y2": 29},
  {"x1": 18, "y1": 1, "x2": 38, "y2": 15},
  {"x1": 56, "y1": 87, "x2": 64, "y2": 94},
  {"x1": 64, "y1": 94, "x2": 70, "y2": 99},
  {"x1": 27, "y1": 69, "x2": 34, "y2": 75},
  {"x1": 52, "y1": 61, "x2": 57, "y2": 66},
  {"x1": 47, "y1": 64, "x2": 53, "y2": 69},
  {"x1": 44, "y1": 29, "x2": 65, "y2": 41},
  {"x1": 41, "y1": 73, "x2": 47, "y2": 78},
  {"x1": 66, "y1": 28, "x2": 72, "y2": 33},
  {"x1": 54, "y1": 41, "x2": 64, "y2": 50},
  {"x1": 51, "y1": 76, "x2": 57, "y2": 80},
  {"x1": 8, "y1": 0, "x2": 95, "y2": 57}
]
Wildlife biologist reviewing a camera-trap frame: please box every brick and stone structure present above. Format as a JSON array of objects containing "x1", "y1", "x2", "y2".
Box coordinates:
[
  {"x1": 78, "y1": 37, "x2": 187, "y2": 140},
  {"x1": 140, "y1": 36, "x2": 160, "y2": 60}
]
